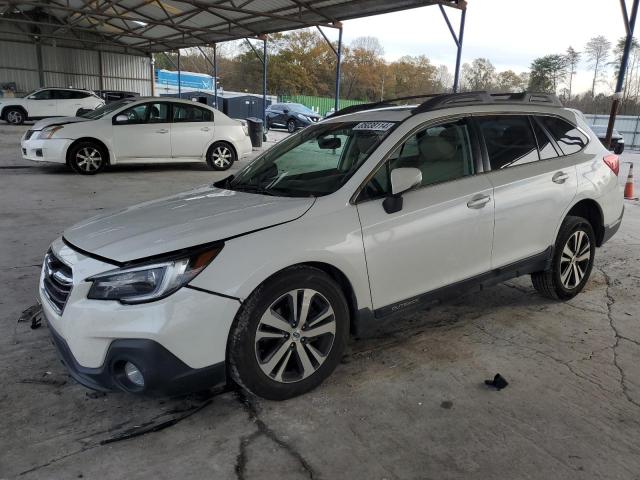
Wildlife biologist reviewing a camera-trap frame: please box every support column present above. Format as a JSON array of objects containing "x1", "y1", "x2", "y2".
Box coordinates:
[
  {"x1": 453, "y1": 8, "x2": 466, "y2": 93},
  {"x1": 35, "y1": 40, "x2": 44, "y2": 88},
  {"x1": 98, "y1": 50, "x2": 104, "y2": 91},
  {"x1": 606, "y1": 0, "x2": 640, "y2": 147},
  {"x1": 213, "y1": 44, "x2": 218, "y2": 109},
  {"x1": 150, "y1": 53, "x2": 156, "y2": 96},
  {"x1": 177, "y1": 49, "x2": 181, "y2": 96},
  {"x1": 335, "y1": 24, "x2": 343, "y2": 112},
  {"x1": 262, "y1": 36, "x2": 268, "y2": 124}
]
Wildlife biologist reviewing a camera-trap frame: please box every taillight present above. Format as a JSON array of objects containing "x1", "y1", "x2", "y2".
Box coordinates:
[{"x1": 603, "y1": 154, "x2": 619, "y2": 176}]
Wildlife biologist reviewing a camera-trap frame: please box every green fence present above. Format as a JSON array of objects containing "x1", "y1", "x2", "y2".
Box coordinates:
[{"x1": 278, "y1": 95, "x2": 365, "y2": 116}]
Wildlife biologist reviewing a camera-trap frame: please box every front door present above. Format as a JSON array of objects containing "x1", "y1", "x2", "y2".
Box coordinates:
[
  {"x1": 112, "y1": 102, "x2": 171, "y2": 161},
  {"x1": 170, "y1": 102, "x2": 214, "y2": 159},
  {"x1": 356, "y1": 118, "x2": 495, "y2": 314},
  {"x1": 27, "y1": 89, "x2": 57, "y2": 117}
]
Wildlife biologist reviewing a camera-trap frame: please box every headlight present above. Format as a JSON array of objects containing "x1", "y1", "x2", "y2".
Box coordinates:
[
  {"x1": 87, "y1": 245, "x2": 222, "y2": 304},
  {"x1": 240, "y1": 121, "x2": 249, "y2": 136},
  {"x1": 37, "y1": 125, "x2": 64, "y2": 139},
  {"x1": 297, "y1": 113, "x2": 309, "y2": 121}
]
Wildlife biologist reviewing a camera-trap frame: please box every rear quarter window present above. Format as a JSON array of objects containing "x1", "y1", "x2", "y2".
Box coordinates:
[{"x1": 538, "y1": 116, "x2": 588, "y2": 155}]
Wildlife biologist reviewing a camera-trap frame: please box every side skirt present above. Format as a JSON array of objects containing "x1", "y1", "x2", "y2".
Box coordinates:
[{"x1": 352, "y1": 247, "x2": 552, "y2": 338}]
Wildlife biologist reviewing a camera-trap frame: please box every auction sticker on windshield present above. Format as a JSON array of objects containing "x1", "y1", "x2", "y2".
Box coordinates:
[{"x1": 353, "y1": 121, "x2": 395, "y2": 131}]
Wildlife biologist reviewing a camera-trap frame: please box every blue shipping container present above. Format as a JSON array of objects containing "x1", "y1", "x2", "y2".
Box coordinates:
[{"x1": 155, "y1": 69, "x2": 214, "y2": 90}]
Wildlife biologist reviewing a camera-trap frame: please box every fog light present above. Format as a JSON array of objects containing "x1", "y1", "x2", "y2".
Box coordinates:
[
  {"x1": 124, "y1": 361, "x2": 144, "y2": 387},
  {"x1": 35, "y1": 149, "x2": 43, "y2": 157}
]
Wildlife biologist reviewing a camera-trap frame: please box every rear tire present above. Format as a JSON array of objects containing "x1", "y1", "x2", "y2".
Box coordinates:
[
  {"x1": 207, "y1": 142, "x2": 236, "y2": 171},
  {"x1": 5, "y1": 108, "x2": 25, "y2": 125},
  {"x1": 68, "y1": 140, "x2": 107, "y2": 175},
  {"x1": 531, "y1": 215, "x2": 596, "y2": 300},
  {"x1": 228, "y1": 266, "x2": 349, "y2": 400}
]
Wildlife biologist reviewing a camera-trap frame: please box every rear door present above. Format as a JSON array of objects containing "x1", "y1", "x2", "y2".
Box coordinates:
[
  {"x1": 112, "y1": 102, "x2": 171, "y2": 161},
  {"x1": 356, "y1": 118, "x2": 495, "y2": 313},
  {"x1": 170, "y1": 102, "x2": 214, "y2": 159},
  {"x1": 476, "y1": 114, "x2": 579, "y2": 268},
  {"x1": 54, "y1": 90, "x2": 85, "y2": 116}
]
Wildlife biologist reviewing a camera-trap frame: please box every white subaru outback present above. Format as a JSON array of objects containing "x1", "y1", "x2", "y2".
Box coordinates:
[{"x1": 39, "y1": 92, "x2": 624, "y2": 400}]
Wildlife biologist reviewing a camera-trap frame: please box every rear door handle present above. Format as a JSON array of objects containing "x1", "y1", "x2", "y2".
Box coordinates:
[
  {"x1": 200, "y1": 127, "x2": 211, "y2": 132},
  {"x1": 467, "y1": 194, "x2": 491, "y2": 209},
  {"x1": 155, "y1": 129, "x2": 169, "y2": 134},
  {"x1": 552, "y1": 171, "x2": 569, "y2": 184}
]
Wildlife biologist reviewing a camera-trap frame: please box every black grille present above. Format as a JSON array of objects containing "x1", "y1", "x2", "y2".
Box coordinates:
[
  {"x1": 24, "y1": 130, "x2": 35, "y2": 140},
  {"x1": 42, "y1": 250, "x2": 73, "y2": 314}
]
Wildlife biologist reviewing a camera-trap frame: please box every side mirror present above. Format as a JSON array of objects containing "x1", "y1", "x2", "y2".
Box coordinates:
[
  {"x1": 318, "y1": 137, "x2": 341, "y2": 149},
  {"x1": 383, "y1": 167, "x2": 422, "y2": 214},
  {"x1": 114, "y1": 114, "x2": 128, "y2": 124},
  {"x1": 283, "y1": 108, "x2": 289, "y2": 114}
]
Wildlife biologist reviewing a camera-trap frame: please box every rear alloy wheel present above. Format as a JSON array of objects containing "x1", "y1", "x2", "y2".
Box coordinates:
[
  {"x1": 207, "y1": 142, "x2": 236, "y2": 171},
  {"x1": 532, "y1": 215, "x2": 596, "y2": 300},
  {"x1": 68, "y1": 141, "x2": 106, "y2": 175},
  {"x1": 229, "y1": 267, "x2": 349, "y2": 400},
  {"x1": 5, "y1": 108, "x2": 25, "y2": 125},
  {"x1": 287, "y1": 119, "x2": 296, "y2": 133}
]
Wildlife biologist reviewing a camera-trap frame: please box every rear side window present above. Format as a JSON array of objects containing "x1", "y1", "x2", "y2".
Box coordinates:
[
  {"x1": 477, "y1": 116, "x2": 539, "y2": 169},
  {"x1": 531, "y1": 117, "x2": 559, "y2": 160},
  {"x1": 538, "y1": 116, "x2": 588, "y2": 155},
  {"x1": 172, "y1": 103, "x2": 212, "y2": 122}
]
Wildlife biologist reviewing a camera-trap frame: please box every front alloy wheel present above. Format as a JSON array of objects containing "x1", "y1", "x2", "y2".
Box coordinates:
[
  {"x1": 255, "y1": 289, "x2": 336, "y2": 383},
  {"x1": 68, "y1": 141, "x2": 106, "y2": 175},
  {"x1": 229, "y1": 266, "x2": 349, "y2": 400},
  {"x1": 5, "y1": 108, "x2": 25, "y2": 125}
]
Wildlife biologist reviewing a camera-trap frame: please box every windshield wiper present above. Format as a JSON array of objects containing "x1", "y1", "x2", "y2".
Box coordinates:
[{"x1": 229, "y1": 184, "x2": 279, "y2": 196}]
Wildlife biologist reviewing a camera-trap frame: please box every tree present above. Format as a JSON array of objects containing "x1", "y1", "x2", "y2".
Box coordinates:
[
  {"x1": 565, "y1": 46, "x2": 580, "y2": 101},
  {"x1": 494, "y1": 70, "x2": 524, "y2": 92},
  {"x1": 528, "y1": 55, "x2": 568, "y2": 94},
  {"x1": 584, "y1": 35, "x2": 611, "y2": 97},
  {"x1": 612, "y1": 36, "x2": 640, "y2": 102},
  {"x1": 462, "y1": 58, "x2": 495, "y2": 90}
]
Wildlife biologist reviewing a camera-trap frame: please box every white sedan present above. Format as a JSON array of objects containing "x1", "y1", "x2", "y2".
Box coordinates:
[{"x1": 21, "y1": 97, "x2": 253, "y2": 174}]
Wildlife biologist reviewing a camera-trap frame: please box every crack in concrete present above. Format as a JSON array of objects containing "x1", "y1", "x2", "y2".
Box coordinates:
[
  {"x1": 597, "y1": 265, "x2": 640, "y2": 409},
  {"x1": 18, "y1": 444, "x2": 100, "y2": 476},
  {"x1": 471, "y1": 323, "x2": 616, "y2": 395},
  {"x1": 234, "y1": 390, "x2": 315, "y2": 480}
]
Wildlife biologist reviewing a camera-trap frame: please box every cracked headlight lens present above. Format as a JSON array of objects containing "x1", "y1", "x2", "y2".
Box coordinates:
[{"x1": 87, "y1": 246, "x2": 222, "y2": 304}]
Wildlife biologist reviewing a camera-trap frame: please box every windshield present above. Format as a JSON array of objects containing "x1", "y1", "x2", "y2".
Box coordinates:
[
  {"x1": 289, "y1": 103, "x2": 315, "y2": 115},
  {"x1": 224, "y1": 121, "x2": 397, "y2": 197},
  {"x1": 81, "y1": 99, "x2": 135, "y2": 119}
]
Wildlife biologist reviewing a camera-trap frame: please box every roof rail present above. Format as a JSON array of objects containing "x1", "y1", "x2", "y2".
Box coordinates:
[
  {"x1": 325, "y1": 94, "x2": 440, "y2": 119},
  {"x1": 411, "y1": 91, "x2": 563, "y2": 114}
]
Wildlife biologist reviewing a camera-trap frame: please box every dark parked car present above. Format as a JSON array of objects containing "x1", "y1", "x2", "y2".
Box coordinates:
[
  {"x1": 265, "y1": 102, "x2": 321, "y2": 133},
  {"x1": 591, "y1": 125, "x2": 625, "y2": 154},
  {"x1": 94, "y1": 90, "x2": 139, "y2": 104}
]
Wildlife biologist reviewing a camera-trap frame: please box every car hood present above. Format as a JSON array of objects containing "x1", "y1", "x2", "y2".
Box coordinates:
[
  {"x1": 32, "y1": 116, "x2": 91, "y2": 130},
  {"x1": 63, "y1": 185, "x2": 315, "y2": 263}
]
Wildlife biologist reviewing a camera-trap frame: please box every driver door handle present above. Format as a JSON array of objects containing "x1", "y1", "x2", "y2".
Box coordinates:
[
  {"x1": 155, "y1": 128, "x2": 169, "y2": 134},
  {"x1": 552, "y1": 171, "x2": 569, "y2": 184},
  {"x1": 467, "y1": 194, "x2": 491, "y2": 209}
]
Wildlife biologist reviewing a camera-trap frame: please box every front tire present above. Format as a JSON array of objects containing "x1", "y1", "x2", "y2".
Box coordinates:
[
  {"x1": 287, "y1": 119, "x2": 296, "y2": 133},
  {"x1": 531, "y1": 215, "x2": 596, "y2": 300},
  {"x1": 68, "y1": 141, "x2": 107, "y2": 175},
  {"x1": 228, "y1": 267, "x2": 349, "y2": 400},
  {"x1": 207, "y1": 142, "x2": 236, "y2": 171},
  {"x1": 5, "y1": 108, "x2": 25, "y2": 125}
]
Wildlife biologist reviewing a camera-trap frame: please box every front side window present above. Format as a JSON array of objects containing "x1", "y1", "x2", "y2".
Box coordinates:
[
  {"x1": 477, "y1": 115, "x2": 539, "y2": 169},
  {"x1": 361, "y1": 119, "x2": 475, "y2": 200},
  {"x1": 538, "y1": 116, "x2": 588, "y2": 155},
  {"x1": 116, "y1": 102, "x2": 169, "y2": 124},
  {"x1": 173, "y1": 103, "x2": 212, "y2": 122},
  {"x1": 30, "y1": 90, "x2": 51, "y2": 100},
  {"x1": 225, "y1": 121, "x2": 397, "y2": 197}
]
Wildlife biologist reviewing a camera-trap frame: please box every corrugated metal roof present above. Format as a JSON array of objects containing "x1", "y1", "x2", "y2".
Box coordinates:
[{"x1": 0, "y1": 1, "x2": 464, "y2": 54}]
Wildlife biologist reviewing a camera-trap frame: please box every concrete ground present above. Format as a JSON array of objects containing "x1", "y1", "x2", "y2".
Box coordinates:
[{"x1": 1, "y1": 121, "x2": 639, "y2": 480}]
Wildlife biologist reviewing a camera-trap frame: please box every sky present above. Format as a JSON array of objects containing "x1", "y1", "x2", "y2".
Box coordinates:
[{"x1": 338, "y1": 0, "x2": 625, "y2": 94}]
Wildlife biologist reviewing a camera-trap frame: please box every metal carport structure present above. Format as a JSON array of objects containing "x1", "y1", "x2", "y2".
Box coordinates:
[{"x1": 0, "y1": 0, "x2": 467, "y2": 123}]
